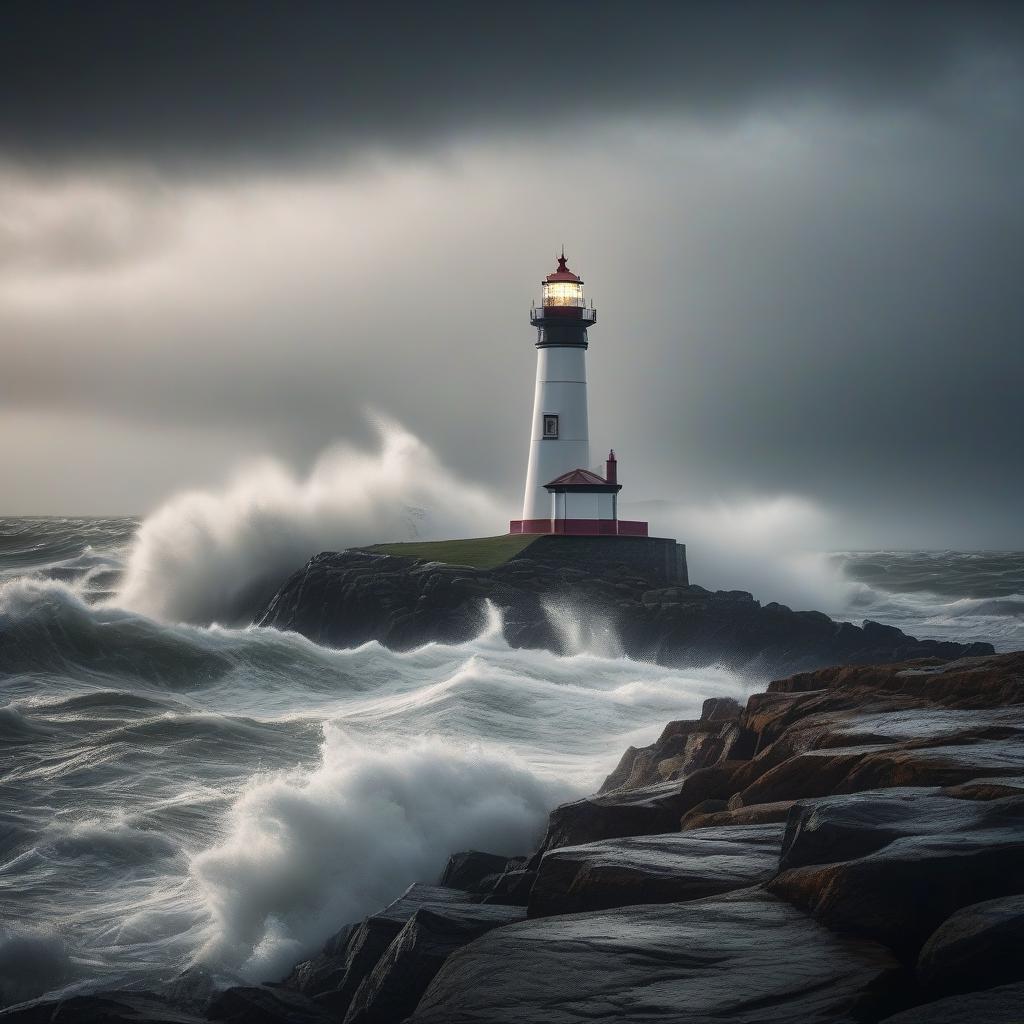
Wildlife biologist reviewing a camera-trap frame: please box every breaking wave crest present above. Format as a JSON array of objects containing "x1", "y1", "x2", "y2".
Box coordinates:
[
  {"x1": 192, "y1": 727, "x2": 564, "y2": 980},
  {"x1": 114, "y1": 417, "x2": 502, "y2": 626}
]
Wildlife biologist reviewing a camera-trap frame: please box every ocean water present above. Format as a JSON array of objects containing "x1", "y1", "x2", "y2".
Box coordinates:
[
  {"x1": 0, "y1": 515, "x2": 1021, "y2": 1007},
  {"x1": 829, "y1": 549, "x2": 1024, "y2": 652}
]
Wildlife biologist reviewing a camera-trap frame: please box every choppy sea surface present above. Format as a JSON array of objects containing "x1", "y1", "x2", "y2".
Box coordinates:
[{"x1": 0, "y1": 516, "x2": 1021, "y2": 1006}]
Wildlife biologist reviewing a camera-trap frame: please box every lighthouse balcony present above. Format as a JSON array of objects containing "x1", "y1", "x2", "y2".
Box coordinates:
[{"x1": 530, "y1": 305, "x2": 597, "y2": 325}]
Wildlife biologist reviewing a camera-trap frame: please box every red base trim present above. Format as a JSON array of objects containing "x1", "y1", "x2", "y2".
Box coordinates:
[{"x1": 509, "y1": 519, "x2": 649, "y2": 537}]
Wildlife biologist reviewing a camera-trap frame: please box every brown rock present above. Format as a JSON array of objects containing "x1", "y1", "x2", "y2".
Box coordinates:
[{"x1": 681, "y1": 799, "x2": 799, "y2": 831}]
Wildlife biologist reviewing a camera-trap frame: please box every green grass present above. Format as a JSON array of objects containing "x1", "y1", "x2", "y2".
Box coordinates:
[{"x1": 362, "y1": 534, "x2": 537, "y2": 569}]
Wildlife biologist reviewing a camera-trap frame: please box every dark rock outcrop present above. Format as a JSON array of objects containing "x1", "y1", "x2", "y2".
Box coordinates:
[
  {"x1": 255, "y1": 550, "x2": 991, "y2": 673},
  {"x1": 438, "y1": 851, "x2": 518, "y2": 892},
  {"x1": 283, "y1": 884, "x2": 476, "y2": 1016},
  {"x1": 408, "y1": 889, "x2": 905, "y2": 1023},
  {"x1": 916, "y1": 895, "x2": 1024, "y2": 997},
  {"x1": 535, "y1": 774, "x2": 730, "y2": 854},
  {"x1": 480, "y1": 867, "x2": 535, "y2": 906},
  {"x1": 207, "y1": 985, "x2": 331, "y2": 1024},
  {"x1": 534, "y1": 655, "x2": 1024, "y2": 860},
  {"x1": 342, "y1": 903, "x2": 524, "y2": 1024},
  {"x1": 878, "y1": 981, "x2": 1024, "y2": 1023},
  {"x1": 769, "y1": 791, "x2": 1024, "y2": 959},
  {"x1": 280, "y1": 883, "x2": 523, "y2": 1024},
  {"x1": 528, "y1": 824, "x2": 783, "y2": 917}
]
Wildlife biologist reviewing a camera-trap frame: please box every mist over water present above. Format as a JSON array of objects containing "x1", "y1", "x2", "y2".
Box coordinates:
[
  {"x1": 638, "y1": 494, "x2": 855, "y2": 613},
  {"x1": 1, "y1": 428, "x2": 1020, "y2": 1007}
]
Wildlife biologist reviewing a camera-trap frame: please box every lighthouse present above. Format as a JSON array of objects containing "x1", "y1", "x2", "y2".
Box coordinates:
[{"x1": 510, "y1": 253, "x2": 648, "y2": 538}]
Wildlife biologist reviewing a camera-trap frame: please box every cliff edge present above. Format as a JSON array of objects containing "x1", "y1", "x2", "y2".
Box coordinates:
[{"x1": 254, "y1": 549, "x2": 992, "y2": 675}]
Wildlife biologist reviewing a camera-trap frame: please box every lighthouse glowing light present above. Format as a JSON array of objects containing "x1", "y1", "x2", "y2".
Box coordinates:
[{"x1": 510, "y1": 253, "x2": 648, "y2": 538}]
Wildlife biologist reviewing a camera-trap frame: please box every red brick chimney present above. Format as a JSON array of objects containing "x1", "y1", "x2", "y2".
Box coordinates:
[{"x1": 605, "y1": 449, "x2": 617, "y2": 485}]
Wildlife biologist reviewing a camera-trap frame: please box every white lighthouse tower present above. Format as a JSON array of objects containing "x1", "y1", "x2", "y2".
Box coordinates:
[
  {"x1": 520, "y1": 251, "x2": 594, "y2": 521},
  {"x1": 510, "y1": 253, "x2": 648, "y2": 538}
]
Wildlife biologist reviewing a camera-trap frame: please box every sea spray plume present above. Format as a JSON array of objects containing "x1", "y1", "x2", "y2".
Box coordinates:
[
  {"x1": 641, "y1": 495, "x2": 855, "y2": 611},
  {"x1": 190, "y1": 726, "x2": 565, "y2": 981},
  {"x1": 542, "y1": 597, "x2": 624, "y2": 659},
  {"x1": 114, "y1": 417, "x2": 502, "y2": 625}
]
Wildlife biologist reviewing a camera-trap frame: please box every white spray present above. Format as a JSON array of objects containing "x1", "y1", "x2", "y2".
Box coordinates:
[{"x1": 115, "y1": 417, "x2": 502, "y2": 625}]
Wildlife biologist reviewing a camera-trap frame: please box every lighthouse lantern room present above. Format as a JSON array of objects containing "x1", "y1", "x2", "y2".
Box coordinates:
[{"x1": 510, "y1": 254, "x2": 648, "y2": 538}]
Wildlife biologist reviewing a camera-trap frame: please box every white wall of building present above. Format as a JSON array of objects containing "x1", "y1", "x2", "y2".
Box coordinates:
[{"x1": 549, "y1": 491, "x2": 616, "y2": 520}]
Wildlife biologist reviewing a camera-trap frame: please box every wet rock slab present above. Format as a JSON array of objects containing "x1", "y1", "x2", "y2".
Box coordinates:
[
  {"x1": 770, "y1": 791, "x2": 1024, "y2": 957},
  {"x1": 916, "y1": 894, "x2": 1024, "y2": 997},
  {"x1": 529, "y1": 824, "x2": 784, "y2": 917},
  {"x1": 408, "y1": 888, "x2": 903, "y2": 1024}
]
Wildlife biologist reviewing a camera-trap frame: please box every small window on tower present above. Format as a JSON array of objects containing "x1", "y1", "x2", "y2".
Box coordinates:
[{"x1": 543, "y1": 414, "x2": 559, "y2": 439}]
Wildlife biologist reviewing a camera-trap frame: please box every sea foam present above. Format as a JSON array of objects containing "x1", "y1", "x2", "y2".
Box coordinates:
[{"x1": 191, "y1": 725, "x2": 565, "y2": 980}]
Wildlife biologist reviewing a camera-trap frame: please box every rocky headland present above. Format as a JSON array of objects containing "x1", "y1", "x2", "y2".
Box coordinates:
[
  {"x1": 254, "y1": 549, "x2": 992, "y2": 675},
  {"x1": 7, "y1": 651, "x2": 1023, "y2": 1023}
]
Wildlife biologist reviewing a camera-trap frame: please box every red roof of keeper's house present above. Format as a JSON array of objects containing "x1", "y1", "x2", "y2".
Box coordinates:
[
  {"x1": 545, "y1": 468, "x2": 608, "y2": 487},
  {"x1": 544, "y1": 252, "x2": 582, "y2": 283}
]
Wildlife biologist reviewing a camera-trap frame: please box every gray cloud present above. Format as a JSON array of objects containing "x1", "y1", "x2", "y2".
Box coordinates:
[{"x1": 2, "y1": 2, "x2": 1022, "y2": 168}]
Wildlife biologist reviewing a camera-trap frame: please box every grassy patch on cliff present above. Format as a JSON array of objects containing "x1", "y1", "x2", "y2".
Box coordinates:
[{"x1": 362, "y1": 534, "x2": 536, "y2": 569}]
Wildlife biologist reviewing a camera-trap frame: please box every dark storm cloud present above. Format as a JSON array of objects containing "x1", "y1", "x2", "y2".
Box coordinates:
[
  {"x1": 2, "y1": 1, "x2": 1023, "y2": 166},
  {"x1": 1, "y1": 1, "x2": 1022, "y2": 546}
]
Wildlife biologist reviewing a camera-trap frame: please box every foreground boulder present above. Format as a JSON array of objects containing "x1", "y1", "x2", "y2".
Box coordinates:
[
  {"x1": 878, "y1": 981, "x2": 1024, "y2": 1023},
  {"x1": 408, "y1": 888, "x2": 904, "y2": 1023},
  {"x1": 207, "y1": 985, "x2": 330, "y2": 1024},
  {"x1": 916, "y1": 894, "x2": 1024, "y2": 997},
  {"x1": 342, "y1": 903, "x2": 524, "y2": 1024},
  {"x1": 438, "y1": 851, "x2": 520, "y2": 892},
  {"x1": 535, "y1": 775, "x2": 727, "y2": 854},
  {"x1": 769, "y1": 791, "x2": 1024, "y2": 958},
  {"x1": 283, "y1": 884, "x2": 476, "y2": 1015},
  {"x1": 529, "y1": 824, "x2": 783, "y2": 917},
  {"x1": 282, "y1": 884, "x2": 524, "y2": 1021},
  {"x1": 255, "y1": 550, "x2": 991, "y2": 673},
  {"x1": 600, "y1": 654, "x2": 1024, "y2": 832}
]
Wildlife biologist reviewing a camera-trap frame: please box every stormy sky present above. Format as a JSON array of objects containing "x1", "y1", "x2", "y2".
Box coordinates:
[{"x1": 2, "y1": 1, "x2": 1022, "y2": 547}]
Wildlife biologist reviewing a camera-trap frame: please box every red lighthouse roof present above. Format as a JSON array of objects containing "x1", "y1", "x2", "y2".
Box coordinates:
[
  {"x1": 544, "y1": 251, "x2": 582, "y2": 283},
  {"x1": 545, "y1": 468, "x2": 607, "y2": 487}
]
